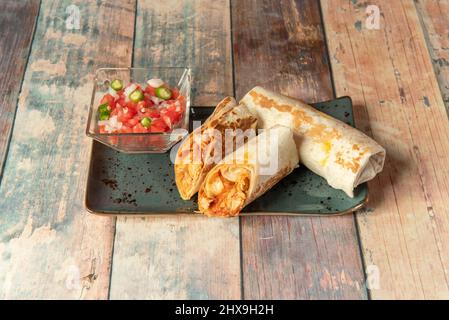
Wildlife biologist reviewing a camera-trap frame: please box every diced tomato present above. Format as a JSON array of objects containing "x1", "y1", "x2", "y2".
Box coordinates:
[
  {"x1": 110, "y1": 108, "x2": 118, "y2": 117},
  {"x1": 147, "y1": 108, "x2": 160, "y2": 118},
  {"x1": 100, "y1": 93, "x2": 116, "y2": 108},
  {"x1": 144, "y1": 85, "x2": 156, "y2": 96},
  {"x1": 150, "y1": 118, "x2": 168, "y2": 132},
  {"x1": 116, "y1": 96, "x2": 126, "y2": 107},
  {"x1": 137, "y1": 105, "x2": 158, "y2": 117},
  {"x1": 167, "y1": 103, "x2": 177, "y2": 112},
  {"x1": 178, "y1": 95, "x2": 186, "y2": 106},
  {"x1": 99, "y1": 125, "x2": 107, "y2": 134},
  {"x1": 170, "y1": 110, "x2": 182, "y2": 124},
  {"x1": 120, "y1": 126, "x2": 133, "y2": 133},
  {"x1": 172, "y1": 88, "x2": 180, "y2": 99},
  {"x1": 137, "y1": 100, "x2": 151, "y2": 112},
  {"x1": 117, "y1": 106, "x2": 136, "y2": 123},
  {"x1": 160, "y1": 103, "x2": 182, "y2": 123},
  {"x1": 125, "y1": 100, "x2": 138, "y2": 111},
  {"x1": 126, "y1": 118, "x2": 139, "y2": 127},
  {"x1": 98, "y1": 81, "x2": 185, "y2": 138},
  {"x1": 161, "y1": 115, "x2": 173, "y2": 129},
  {"x1": 132, "y1": 123, "x2": 148, "y2": 133}
]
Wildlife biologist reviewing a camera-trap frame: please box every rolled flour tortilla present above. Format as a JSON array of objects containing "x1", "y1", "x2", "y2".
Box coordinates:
[
  {"x1": 240, "y1": 86, "x2": 386, "y2": 197},
  {"x1": 198, "y1": 125, "x2": 299, "y2": 217},
  {"x1": 175, "y1": 97, "x2": 258, "y2": 200}
]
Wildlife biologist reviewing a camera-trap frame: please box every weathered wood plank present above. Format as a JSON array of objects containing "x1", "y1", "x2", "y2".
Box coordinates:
[
  {"x1": 322, "y1": 0, "x2": 449, "y2": 299},
  {"x1": 415, "y1": 0, "x2": 449, "y2": 114},
  {"x1": 110, "y1": 217, "x2": 240, "y2": 299},
  {"x1": 0, "y1": 0, "x2": 135, "y2": 299},
  {"x1": 133, "y1": 0, "x2": 233, "y2": 106},
  {"x1": 109, "y1": 0, "x2": 240, "y2": 300},
  {"x1": 0, "y1": 0, "x2": 40, "y2": 177},
  {"x1": 233, "y1": 0, "x2": 367, "y2": 299}
]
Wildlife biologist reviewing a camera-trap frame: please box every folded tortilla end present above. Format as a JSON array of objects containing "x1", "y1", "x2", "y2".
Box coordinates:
[{"x1": 241, "y1": 86, "x2": 386, "y2": 197}]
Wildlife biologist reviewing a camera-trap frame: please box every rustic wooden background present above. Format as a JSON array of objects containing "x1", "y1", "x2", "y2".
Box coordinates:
[{"x1": 0, "y1": 0, "x2": 448, "y2": 299}]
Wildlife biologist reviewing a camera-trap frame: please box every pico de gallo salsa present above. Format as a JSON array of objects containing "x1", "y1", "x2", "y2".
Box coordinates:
[{"x1": 97, "y1": 78, "x2": 186, "y2": 134}]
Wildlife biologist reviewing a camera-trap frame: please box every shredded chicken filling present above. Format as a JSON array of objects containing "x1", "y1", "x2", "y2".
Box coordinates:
[
  {"x1": 199, "y1": 165, "x2": 251, "y2": 216},
  {"x1": 175, "y1": 133, "x2": 215, "y2": 197}
]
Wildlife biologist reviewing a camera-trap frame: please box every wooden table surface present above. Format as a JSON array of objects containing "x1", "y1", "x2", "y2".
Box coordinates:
[{"x1": 0, "y1": 0, "x2": 448, "y2": 300}]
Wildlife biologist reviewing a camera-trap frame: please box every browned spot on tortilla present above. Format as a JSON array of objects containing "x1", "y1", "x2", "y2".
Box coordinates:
[
  {"x1": 335, "y1": 147, "x2": 368, "y2": 173},
  {"x1": 306, "y1": 124, "x2": 341, "y2": 142},
  {"x1": 249, "y1": 90, "x2": 342, "y2": 144},
  {"x1": 212, "y1": 96, "x2": 233, "y2": 116},
  {"x1": 249, "y1": 91, "x2": 314, "y2": 124},
  {"x1": 335, "y1": 152, "x2": 360, "y2": 173}
]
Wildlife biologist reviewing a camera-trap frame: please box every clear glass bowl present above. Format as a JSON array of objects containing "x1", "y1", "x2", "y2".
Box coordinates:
[{"x1": 86, "y1": 67, "x2": 191, "y2": 153}]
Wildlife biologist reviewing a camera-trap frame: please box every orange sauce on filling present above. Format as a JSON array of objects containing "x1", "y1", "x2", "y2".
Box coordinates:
[{"x1": 202, "y1": 166, "x2": 250, "y2": 216}]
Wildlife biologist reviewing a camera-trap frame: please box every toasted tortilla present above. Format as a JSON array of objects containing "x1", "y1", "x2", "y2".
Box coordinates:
[
  {"x1": 198, "y1": 125, "x2": 299, "y2": 217},
  {"x1": 240, "y1": 86, "x2": 386, "y2": 197}
]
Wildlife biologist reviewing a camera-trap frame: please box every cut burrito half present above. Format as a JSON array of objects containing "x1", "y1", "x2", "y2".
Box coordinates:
[
  {"x1": 198, "y1": 125, "x2": 299, "y2": 217},
  {"x1": 175, "y1": 97, "x2": 258, "y2": 200},
  {"x1": 240, "y1": 86, "x2": 386, "y2": 197}
]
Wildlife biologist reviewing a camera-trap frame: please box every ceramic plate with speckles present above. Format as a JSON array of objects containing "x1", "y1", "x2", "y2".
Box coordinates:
[{"x1": 85, "y1": 97, "x2": 367, "y2": 216}]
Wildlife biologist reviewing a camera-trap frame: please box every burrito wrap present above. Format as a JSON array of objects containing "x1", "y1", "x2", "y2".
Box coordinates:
[
  {"x1": 175, "y1": 97, "x2": 258, "y2": 200},
  {"x1": 198, "y1": 125, "x2": 299, "y2": 217},
  {"x1": 240, "y1": 86, "x2": 385, "y2": 197}
]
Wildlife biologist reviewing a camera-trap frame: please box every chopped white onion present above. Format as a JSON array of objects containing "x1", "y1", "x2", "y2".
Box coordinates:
[
  {"x1": 99, "y1": 116, "x2": 123, "y2": 133},
  {"x1": 147, "y1": 78, "x2": 164, "y2": 88},
  {"x1": 150, "y1": 96, "x2": 163, "y2": 105},
  {"x1": 162, "y1": 115, "x2": 172, "y2": 128},
  {"x1": 159, "y1": 101, "x2": 169, "y2": 109},
  {"x1": 108, "y1": 87, "x2": 119, "y2": 99},
  {"x1": 124, "y1": 83, "x2": 137, "y2": 97}
]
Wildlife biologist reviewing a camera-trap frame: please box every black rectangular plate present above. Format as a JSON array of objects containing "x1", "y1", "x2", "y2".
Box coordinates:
[{"x1": 85, "y1": 97, "x2": 367, "y2": 216}]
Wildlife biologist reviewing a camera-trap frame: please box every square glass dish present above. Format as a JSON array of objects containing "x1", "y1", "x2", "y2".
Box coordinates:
[{"x1": 86, "y1": 67, "x2": 191, "y2": 153}]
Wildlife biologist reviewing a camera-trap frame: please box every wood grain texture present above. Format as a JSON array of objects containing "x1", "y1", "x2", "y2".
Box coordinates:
[
  {"x1": 0, "y1": 0, "x2": 135, "y2": 299},
  {"x1": 322, "y1": 0, "x2": 449, "y2": 299},
  {"x1": 133, "y1": 0, "x2": 233, "y2": 106},
  {"x1": 0, "y1": 0, "x2": 40, "y2": 177},
  {"x1": 110, "y1": 217, "x2": 240, "y2": 299},
  {"x1": 109, "y1": 0, "x2": 240, "y2": 300},
  {"x1": 233, "y1": 0, "x2": 367, "y2": 299},
  {"x1": 415, "y1": 0, "x2": 449, "y2": 114}
]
